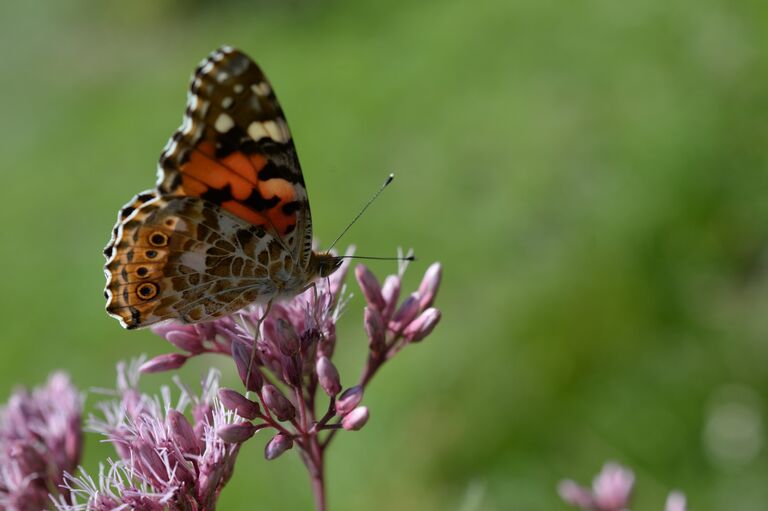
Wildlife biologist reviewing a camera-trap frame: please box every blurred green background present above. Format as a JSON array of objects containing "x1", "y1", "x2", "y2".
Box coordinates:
[{"x1": 1, "y1": 0, "x2": 767, "y2": 509}]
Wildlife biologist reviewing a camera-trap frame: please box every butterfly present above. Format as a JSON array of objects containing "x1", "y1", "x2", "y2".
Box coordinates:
[{"x1": 104, "y1": 46, "x2": 342, "y2": 329}]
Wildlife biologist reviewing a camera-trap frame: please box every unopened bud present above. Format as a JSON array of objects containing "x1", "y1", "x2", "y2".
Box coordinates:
[
  {"x1": 417, "y1": 262, "x2": 441, "y2": 310},
  {"x1": 318, "y1": 323, "x2": 336, "y2": 358},
  {"x1": 364, "y1": 306, "x2": 386, "y2": 352},
  {"x1": 335, "y1": 386, "x2": 363, "y2": 416},
  {"x1": 151, "y1": 322, "x2": 208, "y2": 353},
  {"x1": 557, "y1": 480, "x2": 594, "y2": 509},
  {"x1": 167, "y1": 409, "x2": 200, "y2": 455},
  {"x1": 217, "y1": 422, "x2": 258, "y2": 444},
  {"x1": 341, "y1": 406, "x2": 369, "y2": 431},
  {"x1": 231, "y1": 342, "x2": 262, "y2": 392},
  {"x1": 264, "y1": 433, "x2": 294, "y2": 460},
  {"x1": 65, "y1": 416, "x2": 83, "y2": 465},
  {"x1": 316, "y1": 356, "x2": 342, "y2": 396},
  {"x1": 282, "y1": 356, "x2": 302, "y2": 387},
  {"x1": 139, "y1": 353, "x2": 188, "y2": 373},
  {"x1": 275, "y1": 318, "x2": 300, "y2": 356},
  {"x1": 389, "y1": 293, "x2": 421, "y2": 333},
  {"x1": 218, "y1": 388, "x2": 260, "y2": 420},
  {"x1": 134, "y1": 439, "x2": 167, "y2": 481},
  {"x1": 403, "y1": 308, "x2": 441, "y2": 342},
  {"x1": 665, "y1": 491, "x2": 687, "y2": 511},
  {"x1": 167, "y1": 330, "x2": 205, "y2": 353},
  {"x1": 381, "y1": 275, "x2": 401, "y2": 320},
  {"x1": 8, "y1": 443, "x2": 45, "y2": 475},
  {"x1": 355, "y1": 265, "x2": 386, "y2": 311},
  {"x1": 262, "y1": 384, "x2": 295, "y2": 421}
]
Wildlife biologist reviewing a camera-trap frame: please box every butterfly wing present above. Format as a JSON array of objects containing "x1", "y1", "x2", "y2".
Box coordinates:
[
  {"x1": 104, "y1": 193, "x2": 287, "y2": 329},
  {"x1": 157, "y1": 46, "x2": 313, "y2": 268}
]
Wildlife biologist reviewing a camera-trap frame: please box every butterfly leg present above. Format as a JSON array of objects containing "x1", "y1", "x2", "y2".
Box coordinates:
[{"x1": 245, "y1": 299, "x2": 273, "y2": 391}]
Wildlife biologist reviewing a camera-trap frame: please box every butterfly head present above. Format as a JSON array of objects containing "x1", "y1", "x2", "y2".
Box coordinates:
[{"x1": 312, "y1": 252, "x2": 344, "y2": 278}]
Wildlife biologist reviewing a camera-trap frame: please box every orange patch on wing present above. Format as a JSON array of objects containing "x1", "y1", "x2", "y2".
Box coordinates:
[
  {"x1": 222, "y1": 200, "x2": 269, "y2": 226},
  {"x1": 221, "y1": 151, "x2": 265, "y2": 183},
  {"x1": 178, "y1": 143, "x2": 296, "y2": 236},
  {"x1": 259, "y1": 177, "x2": 295, "y2": 204},
  {"x1": 180, "y1": 144, "x2": 269, "y2": 204},
  {"x1": 250, "y1": 154, "x2": 266, "y2": 170},
  {"x1": 180, "y1": 175, "x2": 208, "y2": 196},
  {"x1": 272, "y1": 215, "x2": 296, "y2": 234},
  {"x1": 183, "y1": 152, "x2": 252, "y2": 200}
]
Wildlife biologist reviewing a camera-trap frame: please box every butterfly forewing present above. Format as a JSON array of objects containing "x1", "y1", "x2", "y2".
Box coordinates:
[{"x1": 157, "y1": 46, "x2": 313, "y2": 266}]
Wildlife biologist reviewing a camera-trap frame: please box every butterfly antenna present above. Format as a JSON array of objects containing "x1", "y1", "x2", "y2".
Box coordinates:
[
  {"x1": 327, "y1": 173, "x2": 395, "y2": 252},
  {"x1": 338, "y1": 254, "x2": 416, "y2": 262}
]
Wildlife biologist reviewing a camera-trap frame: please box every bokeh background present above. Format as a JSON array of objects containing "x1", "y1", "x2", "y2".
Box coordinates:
[{"x1": 1, "y1": 0, "x2": 767, "y2": 509}]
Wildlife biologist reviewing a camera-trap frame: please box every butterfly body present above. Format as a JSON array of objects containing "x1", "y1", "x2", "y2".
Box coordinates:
[{"x1": 104, "y1": 47, "x2": 340, "y2": 329}]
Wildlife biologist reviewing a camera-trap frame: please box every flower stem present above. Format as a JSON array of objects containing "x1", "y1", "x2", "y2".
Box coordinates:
[{"x1": 309, "y1": 451, "x2": 326, "y2": 511}]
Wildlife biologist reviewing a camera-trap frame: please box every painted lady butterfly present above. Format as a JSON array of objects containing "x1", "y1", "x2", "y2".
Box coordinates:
[{"x1": 104, "y1": 46, "x2": 342, "y2": 329}]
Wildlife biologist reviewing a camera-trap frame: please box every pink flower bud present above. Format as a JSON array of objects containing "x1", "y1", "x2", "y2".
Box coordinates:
[
  {"x1": 262, "y1": 384, "x2": 295, "y2": 421},
  {"x1": 173, "y1": 334, "x2": 204, "y2": 355},
  {"x1": 665, "y1": 491, "x2": 687, "y2": 511},
  {"x1": 318, "y1": 322, "x2": 336, "y2": 358},
  {"x1": 64, "y1": 415, "x2": 83, "y2": 467},
  {"x1": 134, "y1": 439, "x2": 168, "y2": 484},
  {"x1": 389, "y1": 293, "x2": 421, "y2": 333},
  {"x1": 335, "y1": 386, "x2": 363, "y2": 416},
  {"x1": 381, "y1": 275, "x2": 401, "y2": 320},
  {"x1": 231, "y1": 342, "x2": 262, "y2": 392},
  {"x1": 264, "y1": 433, "x2": 294, "y2": 460},
  {"x1": 218, "y1": 388, "x2": 260, "y2": 420},
  {"x1": 593, "y1": 463, "x2": 634, "y2": 511},
  {"x1": 316, "y1": 356, "x2": 342, "y2": 396},
  {"x1": 275, "y1": 318, "x2": 300, "y2": 356},
  {"x1": 9, "y1": 442, "x2": 45, "y2": 475},
  {"x1": 217, "y1": 422, "x2": 258, "y2": 444},
  {"x1": 417, "y1": 262, "x2": 441, "y2": 310},
  {"x1": 557, "y1": 480, "x2": 595, "y2": 509},
  {"x1": 167, "y1": 409, "x2": 200, "y2": 455},
  {"x1": 355, "y1": 265, "x2": 386, "y2": 311},
  {"x1": 151, "y1": 323, "x2": 209, "y2": 353},
  {"x1": 139, "y1": 353, "x2": 188, "y2": 373},
  {"x1": 364, "y1": 306, "x2": 386, "y2": 352},
  {"x1": 403, "y1": 308, "x2": 441, "y2": 342},
  {"x1": 341, "y1": 406, "x2": 369, "y2": 431}
]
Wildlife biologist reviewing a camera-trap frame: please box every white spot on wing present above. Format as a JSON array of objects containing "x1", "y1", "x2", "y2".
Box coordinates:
[
  {"x1": 248, "y1": 121, "x2": 268, "y2": 140},
  {"x1": 222, "y1": 96, "x2": 233, "y2": 109},
  {"x1": 262, "y1": 119, "x2": 289, "y2": 143},
  {"x1": 234, "y1": 84, "x2": 244, "y2": 94},
  {"x1": 215, "y1": 113, "x2": 234, "y2": 133},
  {"x1": 251, "y1": 82, "x2": 272, "y2": 96}
]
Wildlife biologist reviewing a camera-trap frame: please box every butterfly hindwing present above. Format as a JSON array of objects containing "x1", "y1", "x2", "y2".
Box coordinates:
[
  {"x1": 157, "y1": 46, "x2": 313, "y2": 268},
  {"x1": 104, "y1": 193, "x2": 287, "y2": 329}
]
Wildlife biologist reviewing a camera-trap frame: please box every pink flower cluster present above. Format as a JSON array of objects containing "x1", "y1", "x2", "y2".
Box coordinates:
[
  {"x1": 144, "y1": 252, "x2": 442, "y2": 509},
  {"x1": 356, "y1": 259, "x2": 441, "y2": 385},
  {"x1": 558, "y1": 462, "x2": 687, "y2": 511},
  {"x1": 0, "y1": 372, "x2": 82, "y2": 511},
  {"x1": 54, "y1": 361, "x2": 241, "y2": 511}
]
